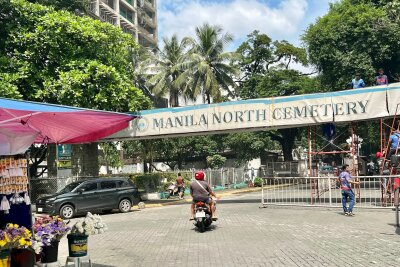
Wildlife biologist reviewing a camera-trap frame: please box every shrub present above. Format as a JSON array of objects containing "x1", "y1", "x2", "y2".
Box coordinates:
[
  {"x1": 253, "y1": 177, "x2": 263, "y2": 187},
  {"x1": 206, "y1": 154, "x2": 226, "y2": 169}
]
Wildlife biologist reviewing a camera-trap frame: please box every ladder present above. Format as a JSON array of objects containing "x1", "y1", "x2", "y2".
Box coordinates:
[{"x1": 380, "y1": 105, "x2": 400, "y2": 205}]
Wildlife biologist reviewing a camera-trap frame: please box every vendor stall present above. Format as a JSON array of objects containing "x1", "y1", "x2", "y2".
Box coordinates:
[
  {"x1": 0, "y1": 97, "x2": 136, "y2": 228},
  {"x1": 0, "y1": 156, "x2": 31, "y2": 229}
]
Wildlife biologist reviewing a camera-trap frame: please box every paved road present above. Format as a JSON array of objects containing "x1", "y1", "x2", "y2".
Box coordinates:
[{"x1": 59, "y1": 191, "x2": 400, "y2": 267}]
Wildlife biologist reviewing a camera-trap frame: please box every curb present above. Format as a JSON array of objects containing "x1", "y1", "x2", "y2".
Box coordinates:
[{"x1": 135, "y1": 187, "x2": 263, "y2": 209}]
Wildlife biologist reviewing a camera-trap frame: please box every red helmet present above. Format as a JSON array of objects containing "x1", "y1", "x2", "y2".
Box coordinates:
[
  {"x1": 376, "y1": 151, "x2": 383, "y2": 158},
  {"x1": 195, "y1": 171, "x2": 205, "y2": 180}
]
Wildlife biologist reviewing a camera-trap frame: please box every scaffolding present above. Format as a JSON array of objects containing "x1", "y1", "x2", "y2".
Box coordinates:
[
  {"x1": 307, "y1": 124, "x2": 360, "y2": 204},
  {"x1": 379, "y1": 104, "x2": 400, "y2": 206}
]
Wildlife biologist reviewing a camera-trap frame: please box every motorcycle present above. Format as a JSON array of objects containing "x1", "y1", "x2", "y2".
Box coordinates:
[
  {"x1": 194, "y1": 199, "x2": 215, "y2": 232},
  {"x1": 166, "y1": 183, "x2": 184, "y2": 199}
]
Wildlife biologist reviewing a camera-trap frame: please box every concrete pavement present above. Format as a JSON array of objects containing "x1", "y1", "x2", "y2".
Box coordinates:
[{"x1": 59, "y1": 191, "x2": 400, "y2": 267}]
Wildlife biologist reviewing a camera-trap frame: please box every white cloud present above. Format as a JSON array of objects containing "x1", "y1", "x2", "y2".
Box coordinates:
[
  {"x1": 157, "y1": 0, "x2": 337, "y2": 49},
  {"x1": 157, "y1": 0, "x2": 337, "y2": 73}
]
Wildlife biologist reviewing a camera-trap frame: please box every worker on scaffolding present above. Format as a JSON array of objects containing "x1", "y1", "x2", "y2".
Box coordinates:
[{"x1": 387, "y1": 129, "x2": 400, "y2": 161}]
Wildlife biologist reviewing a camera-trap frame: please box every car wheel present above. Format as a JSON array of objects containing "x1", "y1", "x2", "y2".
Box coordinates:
[
  {"x1": 60, "y1": 204, "x2": 75, "y2": 219},
  {"x1": 119, "y1": 199, "x2": 132, "y2": 213}
]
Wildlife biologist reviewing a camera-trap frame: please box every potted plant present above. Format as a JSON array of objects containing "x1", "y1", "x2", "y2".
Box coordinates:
[
  {"x1": 67, "y1": 213, "x2": 107, "y2": 257},
  {"x1": 0, "y1": 230, "x2": 10, "y2": 267},
  {"x1": 5, "y1": 224, "x2": 41, "y2": 267},
  {"x1": 32, "y1": 216, "x2": 70, "y2": 263}
]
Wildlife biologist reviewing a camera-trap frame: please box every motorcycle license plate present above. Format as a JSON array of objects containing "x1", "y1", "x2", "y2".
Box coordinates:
[
  {"x1": 196, "y1": 211, "x2": 206, "y2": 218},
  {"x1": 37, "y1": 207, "x2": 43, "y2": 212}
]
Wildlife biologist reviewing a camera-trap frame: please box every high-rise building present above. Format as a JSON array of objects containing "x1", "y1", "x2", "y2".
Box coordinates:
[{"x1": 87, "y1": 0, "x2": 158, "y2": 47}]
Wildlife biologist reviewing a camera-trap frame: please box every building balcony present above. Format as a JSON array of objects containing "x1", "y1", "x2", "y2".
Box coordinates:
[
  {"x1": 144, "y1": 0, "x2": 156, "y2": 11},
  {"x1": 138, "y1": 25, "x2": 156, "y2": 43},
  {"x1": 120, "y1": 15, "x2": 137, "y2": 30},
  {"x1": 99, "y1": 2, "x2": 119, "y2": 25},
  {"x1": 121, "y1": 0, "x2": 136, "y2": 11},
  {"x1": 139, "y1": 12, "x2": 156, "y2": 28}
]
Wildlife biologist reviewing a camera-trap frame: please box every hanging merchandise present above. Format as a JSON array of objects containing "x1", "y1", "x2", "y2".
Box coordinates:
[{"x1": 0, "y1": 156, "x2": 29, "y2": 214}]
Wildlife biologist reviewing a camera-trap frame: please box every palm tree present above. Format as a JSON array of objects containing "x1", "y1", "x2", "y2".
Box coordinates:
[
  {"x1": 145, "y1": 35, "x2": 186, "y2": 107},
  {"x1": 176, "y1": 24, "x2": 239, "y2": 104}
]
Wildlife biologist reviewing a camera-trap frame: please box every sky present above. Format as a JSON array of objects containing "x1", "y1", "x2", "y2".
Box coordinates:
[{"x1": 157, "y1": 0, "x2": 337, "y2": 50}]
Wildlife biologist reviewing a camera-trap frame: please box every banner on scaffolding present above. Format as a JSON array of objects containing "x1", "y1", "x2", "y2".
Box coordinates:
[
  {"x1": 386, "y1": 85, "x2": 400, "y2": 116},
  {"x1": 107, "y1": 83, "x2": 397, "y2": 140}
]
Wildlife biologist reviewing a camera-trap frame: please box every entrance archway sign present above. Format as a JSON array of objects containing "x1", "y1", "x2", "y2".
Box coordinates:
[{"x1": 106, "y1": 83, "x2": 400, "y2": 140}]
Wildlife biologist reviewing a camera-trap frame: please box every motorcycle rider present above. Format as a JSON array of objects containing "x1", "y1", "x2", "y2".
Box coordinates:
[
  {"x1": 189, "y1": 171, "x2": 217, "y2": 221},
  {"x1": 175, "y1": 172, "x2": 185, "y2": 199}
]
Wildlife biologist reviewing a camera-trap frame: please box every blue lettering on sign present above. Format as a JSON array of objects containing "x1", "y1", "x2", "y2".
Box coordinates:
[{"x1": 149, "y1": 100, "x2": 370, "y2": 129}]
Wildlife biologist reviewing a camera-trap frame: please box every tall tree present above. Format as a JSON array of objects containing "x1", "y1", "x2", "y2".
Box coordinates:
[
  {"x1": 303, "y1": 0, "x2": 400, "y2": 89},
  {"x1": 0, "y1": 0, "x2": 151, "y2": 111},
  {"x1": 237, "y1": 31, "x2": 318, "y2": 161},
  {"x1": 176, "y1": 23, "x2": 239, "y2": 104},
  {"x1": 0, "y1": 0, "x2": 151, "y2": 177},
  {"x1": 145, "y1": 35, "x2": 187, "y2": 107},
  {"x1": 26, "y1": 0, "x2": 89, "y2": 12}
]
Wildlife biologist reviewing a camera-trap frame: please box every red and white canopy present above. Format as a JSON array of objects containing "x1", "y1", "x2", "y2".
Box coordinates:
[{"x1": 0, "y1": 98, "x2": 136, "y2": 155}]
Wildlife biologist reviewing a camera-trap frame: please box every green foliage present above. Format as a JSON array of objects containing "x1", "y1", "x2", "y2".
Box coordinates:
[
  {"x1": 175, "y1": 23, "x2": 239, "y2": 104},
  {"x1": 145, "y1": 35, "x2": 187, "y2": 107},
  {"x1": 128, "y1": 172, "x2": 192, "y2": 192},
  {"x1": 27, "y1": 0, "x2": 89, "y2": 12},
  {"x1": 206, "y1": 154, "x2": 226, "y2": 169},
  {"x1": 236, "y1": 31, "x2": 308, "y2": 79},
  {"x1": 0, "y1": 0, "x2": 150, "y2": 112},
  {"x1": 236, "y1": 31, "x2": 318, "y2": 161},
  {"x1": 123, "y1": 136, "x2": 220, "y2": 171},
  {"x1": 253, "y1": 177, "x2": 263, "y2": 187},
  {"x1": 0, "y1": 72, "x2": 23, "y2": 99},
  {"x1": 224, "y1": 132, "x2": 276, "y2": 165},
  {"x1": 303, "y1": 0, "x2": 400, "y2": 88},
  {"x1": 99, "y1": 143, "x2": 123, "y2": 173},
  {"x1": 236, "y1": 30, "x2": 273, "y2": 77}
]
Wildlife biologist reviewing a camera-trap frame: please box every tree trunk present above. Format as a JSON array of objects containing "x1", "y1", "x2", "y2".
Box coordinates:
[
  {"x1": 178, "y1": 159, "x2": 183, "y2": 170},
  {"x1": 169, "y1": 91, "x2": 178, "y2": 107},
  {"x1": 143, "y1": 160, "x2": 149, "y2": 173},
  {"x1": 206, "y1": 92, "x2": 211, "y2": 104},
  {"x1": 149, "y1": 156, "x2": 154, "y2": 173},
  {"x1": 47, "y1": 144, "x2": 57, "y2": 177},
  {"x1": 72, "y1": 143, "x2": 99, "y2": 177},
  {"x1": 278, "y1": 128, "x2": 298, "y2": 161}
]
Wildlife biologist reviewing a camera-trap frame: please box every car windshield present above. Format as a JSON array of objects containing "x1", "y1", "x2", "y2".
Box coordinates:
[{"x1": 58, "y1": 181, "x2": 84, "y2": 194}]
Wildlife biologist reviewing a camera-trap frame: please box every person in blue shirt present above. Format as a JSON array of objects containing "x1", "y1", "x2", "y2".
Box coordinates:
[
  {"x1": 350, "y1": 73, "x2": 366, "y2": 89},
  {"x1": 387, "y1": 129, "x2": 400, "y2": 160},
  {"x1": 338, "y1": 164, "x2": 360, "y2": 216}
]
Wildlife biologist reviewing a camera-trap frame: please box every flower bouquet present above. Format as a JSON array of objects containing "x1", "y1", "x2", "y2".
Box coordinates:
[
  {"x1": 0, "y1": 230, "x2": 10, "y2": 267},
  {"x1": 67, "y1": 213, "x2": 107, "y2": 257},
  {"x1": 70, "y1": 212, "x2": 107, "y2": 236},
  {"x1": 4, "y1": 224, "x2": 39, "y2": 267},
  {"x1": 32, "y1": 216, "x2": 70, "y2": 263}
]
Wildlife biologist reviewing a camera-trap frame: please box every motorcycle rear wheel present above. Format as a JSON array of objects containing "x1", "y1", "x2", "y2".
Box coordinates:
[{"x1": 199, "y1": 220, "x2": 205, "y2": 233}]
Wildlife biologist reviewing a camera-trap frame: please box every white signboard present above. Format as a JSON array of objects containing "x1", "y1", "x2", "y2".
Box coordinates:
[{"x1": 106, "y1": 83, "x2": 399, "y2": 140}]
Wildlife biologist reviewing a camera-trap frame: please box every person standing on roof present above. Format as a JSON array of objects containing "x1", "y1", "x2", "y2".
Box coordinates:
[
  {"x1": 375, "y1": 68, "x2": 388, "y2": 86},
  {"x1": 350, "y1": 73, "x2": 366, "y2": 89}
]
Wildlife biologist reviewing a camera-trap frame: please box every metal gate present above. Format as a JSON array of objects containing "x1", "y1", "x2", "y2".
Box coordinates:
[{"x1": 261, "y1": 176, "x2": 398, "y2": 208}]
